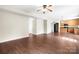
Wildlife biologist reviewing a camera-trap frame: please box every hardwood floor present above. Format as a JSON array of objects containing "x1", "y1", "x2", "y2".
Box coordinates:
[{"x1": 0, "y1": 32, "x2": 79, "y2": 54}]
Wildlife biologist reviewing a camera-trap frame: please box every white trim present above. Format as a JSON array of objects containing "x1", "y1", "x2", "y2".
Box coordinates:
[{"x1": 36, "y1": 32, "x2": 46, "y2": 35}]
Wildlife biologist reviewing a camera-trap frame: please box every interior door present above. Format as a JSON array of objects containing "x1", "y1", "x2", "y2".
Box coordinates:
[{"x1": 54, "y1": 23, "x2": 59, "y2": 32}]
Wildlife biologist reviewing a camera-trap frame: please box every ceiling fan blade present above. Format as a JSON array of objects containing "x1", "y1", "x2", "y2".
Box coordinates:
[
  {"x1": 48, "y1": 5, "x2": 52, "y2": 7},
  {"x1": 46, "y1": 8, "x2": 53, "y2": 12},
  {"x1": 49, "y1": 9, "x2": 53, "y2": 12}
]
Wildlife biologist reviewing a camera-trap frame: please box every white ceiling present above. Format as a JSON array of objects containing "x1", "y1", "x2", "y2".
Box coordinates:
[
  {"x1": 0, "y1": 0, "x2": 79, "y2": 5},
  {"x1": 0, "y1": 5, "x2": 79, "y2": 20}
]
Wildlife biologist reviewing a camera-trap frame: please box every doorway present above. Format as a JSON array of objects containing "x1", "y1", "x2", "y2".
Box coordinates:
[{"x1": 54, "y1": 23, "x2": 59, "y2": 32}]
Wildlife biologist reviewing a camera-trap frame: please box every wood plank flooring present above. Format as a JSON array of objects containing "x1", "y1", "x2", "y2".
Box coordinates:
[{"x1": 0, "y1": 32, "x2": 79, "y2": 54}]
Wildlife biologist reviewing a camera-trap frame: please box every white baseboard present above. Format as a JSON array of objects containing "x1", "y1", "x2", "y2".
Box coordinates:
[
  {"x1": 0, "y1": 35, "x2": 29, "y2": 43},
  {"x1": 36, "y1": 32, "x2": 47, "y2": 35}
]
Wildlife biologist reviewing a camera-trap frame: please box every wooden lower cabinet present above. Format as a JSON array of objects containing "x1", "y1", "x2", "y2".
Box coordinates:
[
  {"x1": 60, "y1": 27, "x2": 79, "y2": 35},
  {"x1": 74, "y1": 29, "x2": 79, "y2": 35}
]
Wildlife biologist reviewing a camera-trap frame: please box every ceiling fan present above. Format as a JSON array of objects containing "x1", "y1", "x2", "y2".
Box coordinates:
[{"x1": 37, "y1": 5, "x2": 53, "y2": 14}]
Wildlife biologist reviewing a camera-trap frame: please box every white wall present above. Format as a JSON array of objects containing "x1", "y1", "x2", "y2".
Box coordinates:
[
  {"x1": 29, "y1": 18, "x2": 47, "y2": 35},
  {"x1": 47, "y1": 20, "x2": 52, "y2": 33},
  {"x1": 47, "y1": 18, "x2": 60, "y2": 33},
  {"x1": 28, "y1": 17, "x2": 34, "y2": 33},
  {"x1": 0, "y1": 10, "x2": 29, "y2": 42},
  {"x1": 36, "y1": 19, "x2": 44, "y2": 34},
  {"x1": 43, "y1": 20, "x2": 47, "y2": 33},
  {"x1": 32, "y1": 18, "x2": 37, "y2": 34}
]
